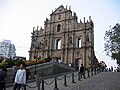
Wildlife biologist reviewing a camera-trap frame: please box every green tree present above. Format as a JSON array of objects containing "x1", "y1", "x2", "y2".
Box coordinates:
[{"x1": 104, "y1": 23, "x2": 120, "y2": 65}]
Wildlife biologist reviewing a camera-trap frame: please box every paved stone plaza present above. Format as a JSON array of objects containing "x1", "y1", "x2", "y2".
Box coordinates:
[{"x1": 6, "y1": 72, "x2": 120, "y2": 90}]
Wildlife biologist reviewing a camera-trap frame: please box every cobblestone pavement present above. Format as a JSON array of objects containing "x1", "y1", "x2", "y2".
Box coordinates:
[
  {"x1": 6, "y1": 72, "x2": 120, "y2": 90},
  {"x1": 59, "y1": 72, "x2": 120, "y2": 90}
]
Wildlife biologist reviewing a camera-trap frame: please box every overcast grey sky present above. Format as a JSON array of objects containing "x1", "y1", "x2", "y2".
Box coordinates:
[{"x1": 0, "y1": 0, "x2": 120, "y2": 67}]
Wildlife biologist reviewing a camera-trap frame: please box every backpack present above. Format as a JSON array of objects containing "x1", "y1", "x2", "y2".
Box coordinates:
[{"x1": 26, "y1": 68, "x2": 30, "y2": 80}]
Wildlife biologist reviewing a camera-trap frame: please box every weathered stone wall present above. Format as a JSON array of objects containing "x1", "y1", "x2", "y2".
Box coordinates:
[
  {"x1": 4, "y1": 61, "x2": 75, "y2": 84},
  {"x1": 29, "y1": 5, "x2": 95, "y2": 69}
]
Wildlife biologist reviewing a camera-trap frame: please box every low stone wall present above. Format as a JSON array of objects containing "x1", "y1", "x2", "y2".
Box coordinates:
[
  {"x1": 5, "y1": 68, "x2": 15, "y2": 83},
  {"x1": 5, "y1": 61, "x2": 75, "y2": 84}
]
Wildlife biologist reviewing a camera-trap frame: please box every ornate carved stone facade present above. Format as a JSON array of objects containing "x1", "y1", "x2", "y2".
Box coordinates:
[{"x1": 29, "y1": 5, "x2": 95, "y2": 68}]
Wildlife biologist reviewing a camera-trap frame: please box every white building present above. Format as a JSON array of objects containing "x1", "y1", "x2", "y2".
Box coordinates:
[{"x1": 0, "y1": 40, "x2": 16, "y2": 58}]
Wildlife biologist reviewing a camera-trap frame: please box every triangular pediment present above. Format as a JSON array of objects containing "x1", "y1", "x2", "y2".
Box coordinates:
[{"x1": 51, "y1": 5, "x2": 67, "y2": 15}]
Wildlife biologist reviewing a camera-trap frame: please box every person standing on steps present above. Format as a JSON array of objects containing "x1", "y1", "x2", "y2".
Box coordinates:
[
  {"x1": 13, "y1": 63, "x2": 26, "y2": 90},
  {"x1": 79, "y1": 64, "x2": 86, "y2": 79}
]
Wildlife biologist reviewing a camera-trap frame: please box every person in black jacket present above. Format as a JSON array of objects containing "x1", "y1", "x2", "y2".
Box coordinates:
[
  {"x1": 79, "y1": 64, "x2": 86, "y2": 79},
  {"x1": 0, "y1": 67, "x2": 7, "y2": 90}
]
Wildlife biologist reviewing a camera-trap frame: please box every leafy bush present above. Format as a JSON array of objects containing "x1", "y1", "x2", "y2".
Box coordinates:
[
  {"x1": 4, "y1": 59, "x2": 15, "y2": 68},
  {"x1": 0, "y1": 63, "x2": 4, "y2": 69},
  {"x1": 15, "y1": 60, "x2": 25, "y2": 66},
  {"x1": 25, "y1": 59, "x2": 45, "y2": 66},
  {"x1": 0, "y1": 58, "x2": 49, "y2": 68},
  {"x1": 37, "y1": 59, "x2": 45, "y2": 64},
  {"x1": 44, "y1": 58, "x2": 51, "y2": 62},
  {"x1": 25, "y1": 60, "x2": 36, "y2": 66}
]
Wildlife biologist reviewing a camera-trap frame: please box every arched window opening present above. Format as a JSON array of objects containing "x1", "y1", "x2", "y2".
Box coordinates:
[
  {"x1": 45, "y1": 40, "x2": 47, "y2": 46},
  {"x1": 57, "y1": 24, "x2": 61, "y2": 32},
  {"x1": 56, "y1": 39, "x2": 61, "y2": 49},
  {"x1": 78, "y1": 38, "x2": 81, "y2": 48},
  {"x1": 58, "y1": 15, "x2": 61, "y2": 20},
  {"x1": 86, "y1": 33, "x2": 89, "y2": 42},
  {"x1": 69, "y1": 37, "x2": 72, "y2": 44}
]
